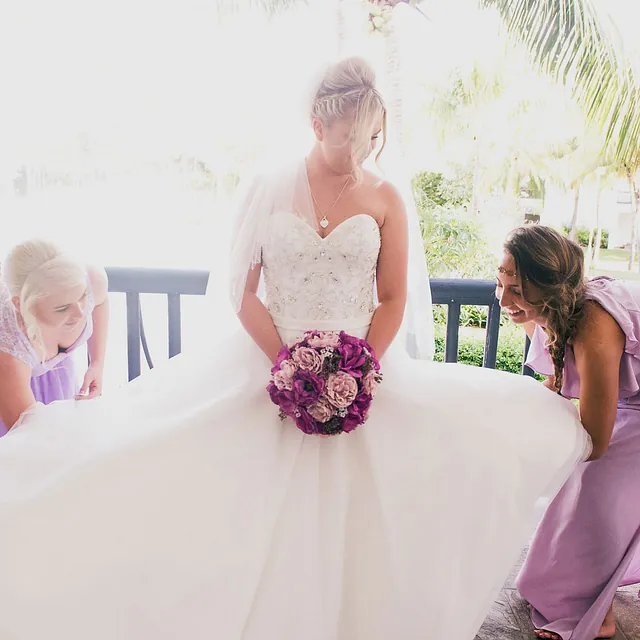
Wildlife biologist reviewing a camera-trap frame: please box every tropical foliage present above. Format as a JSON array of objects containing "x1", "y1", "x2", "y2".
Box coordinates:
[{"x1": 480, "y1": 0, "x2": 640, "y2": 167}]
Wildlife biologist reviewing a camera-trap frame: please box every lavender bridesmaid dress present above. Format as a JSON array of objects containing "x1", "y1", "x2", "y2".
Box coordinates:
[
  {"x1": 0, "y1": 281, "x2": 94, "y2": 436},
  {"x1": 518, "y1": 276, "x2": 640, "y2": 640}
]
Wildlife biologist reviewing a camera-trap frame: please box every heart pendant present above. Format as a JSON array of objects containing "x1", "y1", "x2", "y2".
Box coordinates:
[{"x1": 320, "y1": 216, "x2": 329, "y2": 229}]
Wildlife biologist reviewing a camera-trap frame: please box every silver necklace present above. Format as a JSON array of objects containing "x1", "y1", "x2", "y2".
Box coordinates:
[{"x1": 310, "y1": 178, "x2": 351, "y2": 229}]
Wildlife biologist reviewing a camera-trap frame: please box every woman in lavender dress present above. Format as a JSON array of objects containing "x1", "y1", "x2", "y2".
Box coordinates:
[
  {"x1": 0, "y1": 239, "x2": 109, "y2": 435},
  {"x1": 497, "y1": 224, "x2": 640, "y2": 640}
]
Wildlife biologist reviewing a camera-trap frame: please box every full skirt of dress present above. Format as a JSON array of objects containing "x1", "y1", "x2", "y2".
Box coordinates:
[{"x1": 0, "y1": 327, "x2": 590, "y2": 640}]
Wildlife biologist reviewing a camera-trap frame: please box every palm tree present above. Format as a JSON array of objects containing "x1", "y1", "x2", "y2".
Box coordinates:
[
  {"x1": 586, "y1": 165, "x2": 616, "y2": 272},
  {"x1": 481, "y1": 0, "x2": 640, "y2": 167},
  {"x1": 542, "y1": 132, "x2": 603, "y2": 238},
  {"x1": 618, "y1": 156, "x2": 640, "y2": 270},
  {"x1": 237, "y1": 0, "x2": 640, "y2": 169},
  {"x1": 429, "y1": 61, "x2": 505, "y2": 214}
]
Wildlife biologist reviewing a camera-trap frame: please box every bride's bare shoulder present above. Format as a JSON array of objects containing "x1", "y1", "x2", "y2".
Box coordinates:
[{"x1": 361, "y1": 171, "x2": 404, "y2": 218}]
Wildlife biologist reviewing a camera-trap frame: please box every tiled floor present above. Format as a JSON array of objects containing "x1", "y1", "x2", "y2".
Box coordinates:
[{"x1": 475, "y1": 549, "x2": 639, "y2": 639}]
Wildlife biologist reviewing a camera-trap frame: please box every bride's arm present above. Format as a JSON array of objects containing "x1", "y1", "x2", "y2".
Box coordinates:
[
  {"x1": 366, "y1": 183, "x2": 408, "y2": 359},
  {"x1": 237, "y1": 263, "x2": 284, "y2": 363}
]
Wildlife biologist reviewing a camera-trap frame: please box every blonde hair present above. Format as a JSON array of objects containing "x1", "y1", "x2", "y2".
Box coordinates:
[
  {"x1": 1, "y1": 239, "x2": 87, "y2": 360},
  {"x1": 311, "y1": 57, "x2": 387, "y2": 181}
]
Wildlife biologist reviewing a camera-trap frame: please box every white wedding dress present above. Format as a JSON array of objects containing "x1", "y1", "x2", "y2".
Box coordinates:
[{"x1": 0, "y1": 212, "x2": 590, "y2": 640}]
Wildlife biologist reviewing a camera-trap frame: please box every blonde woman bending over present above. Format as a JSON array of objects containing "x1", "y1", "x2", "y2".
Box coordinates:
[{"x1": 0, "y1": 239, "x2": 108, "y2": 435}]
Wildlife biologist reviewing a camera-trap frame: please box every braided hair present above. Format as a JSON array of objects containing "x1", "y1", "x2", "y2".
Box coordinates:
[
  {"x1": 504, "y1": 225, "x2": 586, "y2": 393},
  {"x1": 310, "y1": 57, "x2": 387, "y2": 181}
]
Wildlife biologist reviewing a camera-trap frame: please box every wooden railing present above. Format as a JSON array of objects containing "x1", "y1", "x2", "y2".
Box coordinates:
[{"x1": 106, "y1": 268, "x2": 532, "y2": 381}]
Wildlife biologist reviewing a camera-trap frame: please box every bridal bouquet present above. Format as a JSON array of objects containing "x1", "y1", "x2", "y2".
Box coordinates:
[{"x1": 267, "y1": 331, "x2": 382, "y2": 436}]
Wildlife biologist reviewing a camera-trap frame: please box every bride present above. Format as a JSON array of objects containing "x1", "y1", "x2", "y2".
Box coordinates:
[{"x1": 0, "y1": 58, "x2": 590, "y2": 640}]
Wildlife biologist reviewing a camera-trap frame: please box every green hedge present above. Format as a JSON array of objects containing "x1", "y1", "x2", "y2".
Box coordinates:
[
  {"x1": 563, "y1": 226, "x2": 609, "y2": 249},
  {"x1": 433, "y1": 326, "x2": 539, "y2": 376},
  {"x1": 433, "y1": 304, "x2": 513, "y2": 329}
]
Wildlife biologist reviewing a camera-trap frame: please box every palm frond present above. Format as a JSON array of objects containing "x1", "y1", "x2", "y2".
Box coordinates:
[{"x1": 480, "y1": 0, "x2": 640, "y2": 166}]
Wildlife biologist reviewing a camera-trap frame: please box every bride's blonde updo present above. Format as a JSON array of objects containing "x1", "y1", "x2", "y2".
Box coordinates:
[
  {"x1": 310, "y1": 57, "x2": 387, "y2": 180},
  {"x1": 2, "y1": 239, "x2": 87, "y2": 360}
]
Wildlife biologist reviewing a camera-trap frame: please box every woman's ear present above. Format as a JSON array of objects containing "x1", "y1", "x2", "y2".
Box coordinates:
[{"x1": 312, "y1": 118, "x2": 324, "y2": 142}]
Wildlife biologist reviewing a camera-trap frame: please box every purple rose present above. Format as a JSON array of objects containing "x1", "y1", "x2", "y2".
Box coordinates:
[
  {"x1": 267, "y1": 382, "x2": 297, "y2": 416},
  {"x1": 307, "y1": 399, "x2": 336, "y2": 423},
  {"x1": 342, "y1": 394, "x2": 373, "y2": 432},
  {"x1": 341, "y1": 415, "x2": 361, "y2": 433},
  {"x1": 291, "y1": 370, "x2": 324, "y2": 407},
  {"x1": 294, "y1": 408, "x2": 319, "y2": 435},
  {"x1": 337, "y1": 342, "x2": 367, "y2": 376},
  {"x1": 292, "y1": 347, "x2": 323, "y2": 373},
  {"x1": 271, "y1": 347, "x2": 292, "y2": 374},
  {"x1": 325, "y1": 371, "x2": 358, "y2": 408},
  {"x1": 353, "y1": 393, "x2": 372, "y2": 416},
  {"x1": 341, "y1": 333, "x2": 380, "y2": 371},
  {"x1": 306, "y1": 331, "x2": 341, "y2": 349},
  {"x1": 339, "y1": 332, "x2": 368, "y2": 348}
]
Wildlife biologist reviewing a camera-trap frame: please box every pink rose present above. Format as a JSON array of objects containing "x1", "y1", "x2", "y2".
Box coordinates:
[
  {"x1": 362, "y1": 370, "x2": 379, "y2": 397},
  {"x1": 274, "y1": 359, "x2": 296, "y2": 390},
  {"x1": 280, "y1": 359, "x2": 296, "y2": 377},
  {"x1": 325, "y1": 371, "x2": 358, "y2": 408},
  {"x1": 306, "y1": 331, "x2": 341, "y2": 349},
  {"x1": 307, "y1": 399, "x2": 336, "y2": 423},
  {"x1": 292, "y1": 347, "x2": 323, "y2": 373}
]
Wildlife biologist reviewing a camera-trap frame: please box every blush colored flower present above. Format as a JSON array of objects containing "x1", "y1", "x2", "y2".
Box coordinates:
[
  {"x1": 307, "y1": 399, "x2": 336, "y2": 423},
  {"x1": 362, "y1": 370, "x2": 380, "y2": 397},
  {"x1": 325, "y1": 371, "x2": 358, "y2": 409},
  {"x1": 292, "y1": 347, "x2": 323, "y2": 373},
  {"x1": 273, "y1": 359, "x2": 296, "y2": 390},
  {"x1": 306, "y1": 331, "x2": 341, "y2": 349}
]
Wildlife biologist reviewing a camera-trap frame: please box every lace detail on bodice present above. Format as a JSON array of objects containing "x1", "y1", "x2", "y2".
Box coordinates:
[
  {"x1": 262, "y1": 213, "x2": 380, "y2": 322},
  {"x1": 0, "y1": 283, "x2": 33, "y2": 368}
]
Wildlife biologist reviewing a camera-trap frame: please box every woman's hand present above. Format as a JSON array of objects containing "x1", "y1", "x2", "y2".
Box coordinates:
[{"x1": 76, "y1": 365, "x2": 103, "y2": 400}]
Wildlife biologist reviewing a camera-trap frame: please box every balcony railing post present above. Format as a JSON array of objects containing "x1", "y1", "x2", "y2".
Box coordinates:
[
  {"x1": 483, "y1": 298, "x2": 501, "y2": 368},
  {"x1": 430, "y1": 277, "x2": 529, "y2": 373},
  {"x1": 522, "y1": 335, "x2": 535, "y2": 377},
  {"x1": 445, "y1": 302, "x2": 461, "y2": 363},
  {"x1": 167, "y1": 293, "x2": 182, "y2": 359},
  {"x1": 125, "y1": 292, "x2": 141, "y2": 382}
]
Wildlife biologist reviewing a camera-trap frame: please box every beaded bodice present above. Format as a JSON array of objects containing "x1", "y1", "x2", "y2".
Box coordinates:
[{"x1": 262, "y1": 213, "x2": 380, "y2": 322}]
